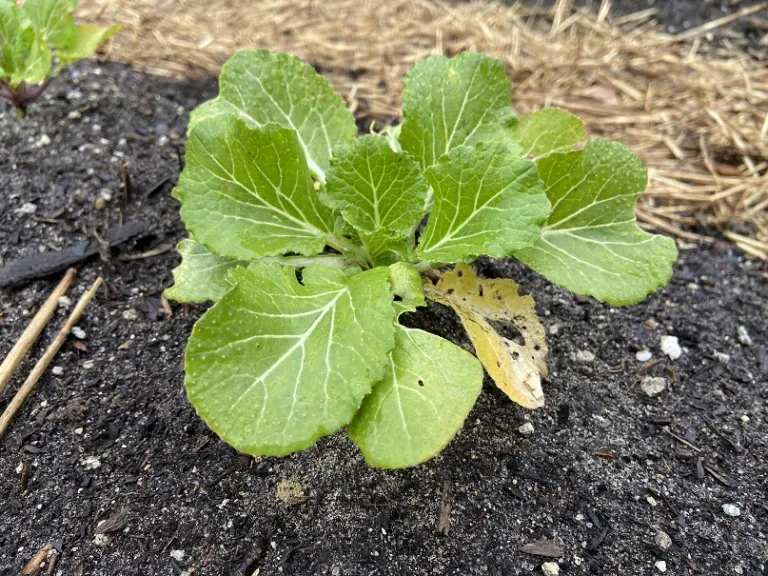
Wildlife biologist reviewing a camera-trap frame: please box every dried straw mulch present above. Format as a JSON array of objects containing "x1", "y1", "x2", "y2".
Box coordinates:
[{"x1": 78, "y1": 0, "x2": 768, "y2": 259}]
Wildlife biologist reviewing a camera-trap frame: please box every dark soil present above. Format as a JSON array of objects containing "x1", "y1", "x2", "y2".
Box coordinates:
[
  {"x1": 526, "y1": 0, "x2": 767, "y2": 47},
  {"x1": 1, "y1": 52, "x2": 767, "y2": 576}
]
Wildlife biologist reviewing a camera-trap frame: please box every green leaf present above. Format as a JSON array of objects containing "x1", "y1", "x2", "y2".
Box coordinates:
[
  {"x1": 386, "y1": 261, "x2": 425, "y2": 314},
  {"x1": 22, "y1": 0, "x2": 76, "y2": 49},
  {"x1": 466, "y1": 107, "x2": 523, "y2": 156},
  {"x1": 56, "y1": 23, "x2": 121, "y2": 67},
  {"x1": 185, "y1": 262, "x2": 396, "y2": 456},
  {"x1": 416, "y1": 143, "x2": 551, "y2": 264},
  {"x1": 11, "y1": 31, "x2": 50, "y2": 86},
  {"x1": 361, "y1": 228, "x2": 415, "y2": 267},
  {"x1": 400, "y1": 52, "x2": 513, "y2": 171},
  {"x1": 513, "y1": 107, "x2": 585, "y2": 158},
  {"x1": 324, "y1": 134, "x2": 429, "y2": 235},
  {"x1": 515, "y1": 139, "x2": 678, "y2": 305},
  {"x1": 348, "y1": 326, "x2": 482, "y2": 468},
  {"x1": 175, "y1": 116, "x2": 337, "y2": 261},
  {"x1": 189, "y1": 49, "x2": 356, "y2": 182},
  {"x1": 165, "y1": 239, "x2": 244, "y2": 303},
  {"x1": 381, "y1": 123, "x2": 402, "y2": 153},
  {"x1": 0, "y1": 2, "x2": 51, "y2": 87}
]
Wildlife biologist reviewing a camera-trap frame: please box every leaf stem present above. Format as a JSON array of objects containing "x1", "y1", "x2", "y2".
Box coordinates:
[
  {"x1": 262, "y1": 254, "x2": 355, "y2": 270},
  {"x1": 325, "y1": 235, "x2": 372, "y2": 268},
  {"x1": 414, "y1": 261, "x2": 434, "y2": 273}
]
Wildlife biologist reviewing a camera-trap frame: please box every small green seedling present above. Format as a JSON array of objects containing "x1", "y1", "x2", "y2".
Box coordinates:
[
  {"x1": 168, "y1": 49, "x2": 677, "y2": 468},
  {"x1": 0, "y1": 0, "x2": 119, "y2": 116}
]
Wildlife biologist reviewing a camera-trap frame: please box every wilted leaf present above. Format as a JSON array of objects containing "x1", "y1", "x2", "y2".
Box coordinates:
[{"x1": 425, "y1": 263, "x2": 548, "y2": 409}]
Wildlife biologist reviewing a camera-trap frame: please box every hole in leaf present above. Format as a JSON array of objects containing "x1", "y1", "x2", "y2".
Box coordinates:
[
  {"x1": 447, "y1": 288, "x2": 454, "y2": 295},
  {"x1": 393, "y1": 295, "x2": 403, "y2": 302},
  {"x1": 512, "y1": 351, "x2": 520, "y2": 360},
  {"x1": 478, "y1": 285, "x2": 484, "y2": 297},
  {"x1": 534, "y1": 344, "x2": 541, "y2": 351},
  {"x1": 488, "y1": 319, "x2": 525, "y2": 346},
  {"x1": 417, "y1": 379, "x2": 425, "y2": 387},
  {"x1": 457, "y1": 270, "x2": 463, "y2": 277}
]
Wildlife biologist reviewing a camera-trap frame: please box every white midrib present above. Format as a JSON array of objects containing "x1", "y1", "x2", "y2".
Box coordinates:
[
  {"x1": 243, "y1": 70, "x2": 328, "y2": 183},
  {"x1": 228, "y1": 288, "x2": 347, "y2": 425},
  {"x1": 194, "y1": 138, "x2": 336, "y2": 244},
  {"x1": 422, "y1": 162, "x2": 528, "y2": 254}
]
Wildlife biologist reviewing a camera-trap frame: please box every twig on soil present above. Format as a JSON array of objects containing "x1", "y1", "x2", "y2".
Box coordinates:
[
  {"x1": 121, "y1": 159, "x2": 132, "y2": 204},
  {"x1": 0, "y1": 221, "x2": 149, "y2": 288},
  {"x1": 0, "y1": 277, "x2": 103, "y2": 440},
  {"x1": 0, "y1": 268, "x2": 77, "y2": 396},
  {"x1": 434, "y1": 481, "x2": 452, "y2": 536},
  {"x1": 663, "y1": 429, "x2": 703, "y2": 453},
  {"x1": 22, "y1": 543, "x2": 53, "y2": 576},
  {"x1": 117, "y1": 242, "x2": 176, "y2": 261}
]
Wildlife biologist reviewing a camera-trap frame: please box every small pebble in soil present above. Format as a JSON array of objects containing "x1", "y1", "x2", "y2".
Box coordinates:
[
  {"x1": 15, "y1": 202, "x2": 37, "y2": 215},
  {"x1": 575, "y1": 349, "x2": 595, "y2": 363},
  {"x1": 722, "y1": 503, "x2": 740, "y2": 517},
  {"x1": 83, "y1": 360, "x2": 95, "y2": 370},
  {"x1": 51, "y1": 366, "x2": 64, "y2": 376},
  {"x1": 713, "y1": 351, "x2": 730, "y2": 363},
  {"x1": 71, "y1": 326, "x2": 86, "y2": 339},
  {"x1": 170, "y1": 550, "x2": 185, "y2": 562},
  {"x1": 645, "y1": 318, "x2": 658, "y2": 331},
  {"x1": 31, "y1": 134, "x2": 51, "y2": 149},
  {"x1": 95, "y1": 197, "x2": 107, "y2": 210},
  {"x1": 541, "y1": 561, "x2": 560, "y2": 576},
  {"x1": 83, "y1": 456, "x2": 101, "y2": 470},
  {"x1": 654, "y1": 531, "x2": 672, "y2": 551},
  {"x1": 68, "y1": 109, "x2": 82, "y2": 120},
  {"x1": 646, "y1": 496, "x2": 658, "y2": 507},
  {"x1": 94, "y1": 532, "x2": 111, "y2": 547},
  {"x1": 123, "y1": 309, "x2": 139, "y2": 321},
  {"x1": 655, "y1": 560, "x2": 667, "y2": 573},
  {"x1": 636, "y1": 349, "x2": 653, "y2": 362},
  {"x1": 75, "y1": 428, "x2": 84, "y2": 435},
  {"x1": 737, "y1": 326, "x2": 752, "y2": 347},
  {"x1": 58, "y1": 296, "x2": 72, "y2": 308},
  {"x1": 660, "y1": 335, "x2": 682, "y2": 360},
  {"x1": 740, "y1": 415, "x2": 750, "y2": 424},
  {"x1": 518, "y1": 422, "x2": 535, "y2": 436},
  {"x1": 640, "y1": 376, "x2": 667, "y2": 397}
]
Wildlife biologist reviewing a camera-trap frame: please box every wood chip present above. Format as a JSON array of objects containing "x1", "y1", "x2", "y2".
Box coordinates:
[{"x1": 519, "y1": 539, "x2": 565, "y2": 558}]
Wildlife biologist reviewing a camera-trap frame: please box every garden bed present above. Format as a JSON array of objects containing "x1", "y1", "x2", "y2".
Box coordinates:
[{"x1": 0, "y1": 62, "x2": 766, "y2": 576}]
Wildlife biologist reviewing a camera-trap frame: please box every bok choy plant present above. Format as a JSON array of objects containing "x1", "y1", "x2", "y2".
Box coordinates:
[{"x1": 167, "y1": 49, "x2": 677, "y2": 468}]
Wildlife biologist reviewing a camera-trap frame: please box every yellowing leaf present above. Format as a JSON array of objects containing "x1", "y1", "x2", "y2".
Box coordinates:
[{"x1": 424, "y1": 263, "x2": 548, "y2": 409}]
